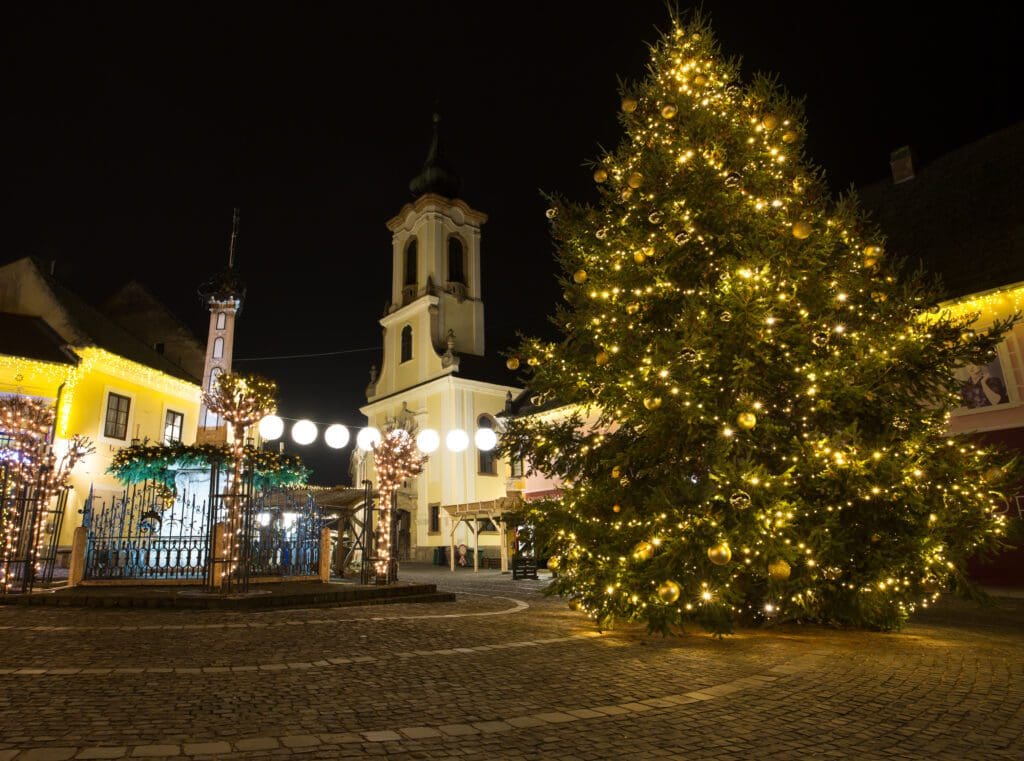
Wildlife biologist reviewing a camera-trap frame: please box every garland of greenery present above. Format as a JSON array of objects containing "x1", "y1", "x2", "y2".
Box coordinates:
[{"x1": 107, "y1": 442, "x2": 310, "y2": 492}]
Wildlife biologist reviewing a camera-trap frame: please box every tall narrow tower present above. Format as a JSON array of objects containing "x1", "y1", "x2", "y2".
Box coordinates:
[{"x1": 196, "y1": 209, "x2": 246, "y2": 442}]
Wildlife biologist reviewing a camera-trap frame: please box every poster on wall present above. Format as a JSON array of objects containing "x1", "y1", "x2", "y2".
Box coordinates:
[{"x1": 954, "y1": 356, "x2": 1011, "y2": 411}]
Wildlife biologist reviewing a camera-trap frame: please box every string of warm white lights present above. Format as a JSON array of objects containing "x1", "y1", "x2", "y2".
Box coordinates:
[{"x1": 256, "y1": 414, "x2": 499, "y2": 454}]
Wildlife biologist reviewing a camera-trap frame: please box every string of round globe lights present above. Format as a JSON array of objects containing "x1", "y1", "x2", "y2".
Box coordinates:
[{"x1": 256, "y1": 415, "x2": 500, "y2": 455}]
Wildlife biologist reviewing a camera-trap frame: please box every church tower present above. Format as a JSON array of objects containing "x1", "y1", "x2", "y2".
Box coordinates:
[
  {"x1": 360, "y1": 114, "x2": 521, "y2": 567},
  {"x1": 196, "y1": 209, "x2": 246, "y2": 442}
]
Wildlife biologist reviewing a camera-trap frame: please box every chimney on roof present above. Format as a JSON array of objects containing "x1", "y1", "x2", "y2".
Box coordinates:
[{"x1": 890, "y1": 145, "x2": 915, "y2": 184}]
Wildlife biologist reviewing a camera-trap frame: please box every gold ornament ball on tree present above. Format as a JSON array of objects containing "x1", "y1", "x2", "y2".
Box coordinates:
[
  {"x1": 627, "y1": 172, "x2": 644, "y2": 189},
  {"x1": 657, "y1": 580, "x2": 681, "y2": 604},
  {"x1": 708, "y1": 543, "x2": 732, "y2": 565},
  {"x1": 736, "y1": 411, "x2": 757, "y2": 430},
  {"x1": 643, "y1": 396, "x2": 662, "y2": 410},
  {"x1": 761, "y1": 114, "x2": 778, "y2": 130},
  {"x1": 791, "y1": 221, "x2": 813, "y2": 239},
  {"x1": 593, "y1": 167, "x2": 609, "y2": 183},
  {"x1": 620, "y1": 188, "x2": 634, "y2": 202},
  {"x1": 568, "y1": 598, "x2": 583, "y2": 611},
  {"x1": 612, "y1": 503, "x2": 621, "y2": 513},
  {"x1": 633, "y1": 541, "x2": 655, "y2": 561},
  {"x1": 633, "y1": 250, "x2": 647, "y2": 264},
  {"x1": 573, "y1": 269, "x2": 588, "y2": 284},
  {"x1": 506, "y1": 357, "x2": 520, "y2": 371},
  {"x1": 768, "y1": 559, "x2": 791, "y2": 580},
  {"x1": 782, "y1": 129, "x2": 798, "y2": 143},
  {"x1": 984, "y1": 467, "x2": 1004, "y2": 482},
  {"x1": 547, "y1": 556, "x2": 560, "y2": 571},
  {"x1": 621, "y1": 96, "x2": 639, "y2": 113},
  {"x1": 693, "y1": 74, "x2": 707, "y2": 86},
  {"x1": 611, "y1": 466, "x2": 621, "y2": 478},
  {"x1": 596, "y1": 350, "x2": 611, "y2": 367},
  {"x1": 661, "y1": 103, "x2": 678, "y2": 119}
]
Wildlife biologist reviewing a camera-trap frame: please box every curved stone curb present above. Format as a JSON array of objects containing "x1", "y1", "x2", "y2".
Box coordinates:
[
  {"x1": 0, "y1": 651, "x2": 829, "y2": 759},
  {"x1": 0, "y1": 631, "x2": 587, "y2": 678},
  {"x1": 0, "y1": 595, "x2": 529, "y2": 633}
]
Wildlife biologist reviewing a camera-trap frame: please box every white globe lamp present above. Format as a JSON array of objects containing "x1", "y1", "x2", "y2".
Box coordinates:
[
  {"x1": 324, "y1": 424, "x2": 350, "y2": 449},
  {"x1": 258, "y1": 414, "x2": 284, "y2": 441},
  {"x1": 356, "y1": 426, "x2": 381, "y2": 451},
  {"x1": 474, "y1": 427, "x2": 498, "y2": 452},
  {"x1": 416, "y1": 428, "x2": 440, "y2": 454},
  {"x1": 291, "y1": 419, "x2": 317, "y2": 445},
  {"x1": 446, "y1": 428, "x2": 469, "y2": 452}
]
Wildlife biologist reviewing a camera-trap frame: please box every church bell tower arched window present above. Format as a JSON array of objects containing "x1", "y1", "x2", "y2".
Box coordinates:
[
  {"x1": 447, "y1": 236, "x2": 465, "y2": 285},
  {"x1": 400, "y1": 325, "x2": 413, "y2": 363},
  {"x1": 404, "y1": 237, "x2": 418, "y2": 286}
]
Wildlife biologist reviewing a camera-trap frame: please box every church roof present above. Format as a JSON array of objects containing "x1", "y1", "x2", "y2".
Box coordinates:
[
  {"x1": 409, "y1": 112, "x2": 462, "y2": 199},
  {"x1": 858, "y1": 121, "x2": 1024, "y2": 299}
]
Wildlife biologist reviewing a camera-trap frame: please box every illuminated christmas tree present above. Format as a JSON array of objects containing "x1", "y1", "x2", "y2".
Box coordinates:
[{"x1": 502, "y1": 12, "x2": 1018, "y2": 634}]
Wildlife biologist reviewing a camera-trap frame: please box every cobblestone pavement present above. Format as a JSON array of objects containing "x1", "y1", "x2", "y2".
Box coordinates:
[{"x1": 1, "y1": 565, "x2": 1022, "y2": 760}]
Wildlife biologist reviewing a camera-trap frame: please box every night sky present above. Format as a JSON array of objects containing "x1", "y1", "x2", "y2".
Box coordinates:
[{"x1": 4, "y1": 2, "x2": 1021, "y2": 485}]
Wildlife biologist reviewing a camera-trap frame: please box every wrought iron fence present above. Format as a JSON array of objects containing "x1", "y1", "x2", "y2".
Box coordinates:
[
  {"x1": 0, "y1": 461, "x2": 69, "y2": 594},
  {"x1": 83, "y1": 481, "x2": 212, "y2": 581},
  {"x1": 83, "y1": 468, "x2": 325, "y2": 587}
]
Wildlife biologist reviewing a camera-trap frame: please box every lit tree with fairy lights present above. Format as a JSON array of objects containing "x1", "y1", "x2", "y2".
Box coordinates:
[
  {"x1": 500, "y1": 11, "x2": 1019, "y2": 634},
  {"x1": 1, "y1": 396, "x2": 92, "y2": 591},
  {"x1": 371, "y1": 421, "x2": 426, "y2": 583}
]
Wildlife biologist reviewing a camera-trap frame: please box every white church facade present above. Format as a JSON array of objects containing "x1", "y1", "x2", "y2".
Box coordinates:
[{"x1": 359, "y1": 115, "x2": 522, "y2": 568}]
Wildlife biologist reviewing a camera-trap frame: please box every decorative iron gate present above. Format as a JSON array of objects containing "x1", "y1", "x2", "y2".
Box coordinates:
[
  {"x1": 83, "y1": 480, "x2": 212, "y2": 581},
  {"x1": 0, "y1": 460, "x2": 69, "y2": 594},
  {"x1": 83, "y1": 468, "x2": 324, "y2": 588}
]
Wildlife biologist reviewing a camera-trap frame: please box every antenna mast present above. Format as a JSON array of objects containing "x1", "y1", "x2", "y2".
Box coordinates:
[{"x1": 228, "y1": 207, "x2": 240, "y2": 268}]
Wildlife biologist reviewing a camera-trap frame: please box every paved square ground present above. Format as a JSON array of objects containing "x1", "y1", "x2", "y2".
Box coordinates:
[{"x1": 0, "y1": 564, "x2": 1021, "y2": 759}]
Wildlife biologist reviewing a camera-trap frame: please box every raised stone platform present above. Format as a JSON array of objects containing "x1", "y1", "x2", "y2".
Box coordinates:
[{"x1": 0, "y1": 579, "x2": 455, "y2": 610}]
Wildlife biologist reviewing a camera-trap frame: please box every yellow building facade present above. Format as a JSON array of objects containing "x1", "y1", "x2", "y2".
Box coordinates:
[{"x1": 0, "y1": 257, "x2": 201, "y2": 549}]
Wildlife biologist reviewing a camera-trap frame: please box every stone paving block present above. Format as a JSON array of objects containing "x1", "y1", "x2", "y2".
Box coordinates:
[
  {"x1": 75, "y1": 749, "x2": 128, "y2": 760},
  {"x1": 361, "y1": 731, "x2": 402, "y2": 742},
  {"x1": 130, "y1": 746, "x2": 180, "y2": 757},
  {"x1": 279, "y1": 735, "x2": 321, "y2": 748},
  {"x1": 618, "y1": 702, "x2": 655, "y2": 712},
  {"x1": 592, "y1": 705, "x2": 631, "y2": 716},
  {"x1": 318, "y1": 733, "x2": 363, "y2": 744},
  {"x1": 566, "y1": 708, "x2": 605, "y2": 719},
  {"x1": 683, "y1": 691, "x2": 717, "y2": 701},
  {"x1": 182, "y1": 742, "x2": 232, "y2": 755},
  {"x1": 19, "y1": 749, "x2": 78, "y2": 761},
  {"x1": 640, "y1": 697, "x2": 677, "y2": 708},
  {"x1": 233, "y1": 738, "x2": 280, "y2": 751},
  {"x1": 504, "y1": 716, "x2": 548, "y2": 728},
  {"x1": 437, "y1": 724, "x2": 479, "y2": 736},
  {"x1": 472, "y1": 721, "x2": 513, "y2": 734},
  {"x1": 534, "y1": 711, "x2": 578, "y2": 723},
  {"x1": 398, "y1": 728, "x2": 442, "y2": 740}
]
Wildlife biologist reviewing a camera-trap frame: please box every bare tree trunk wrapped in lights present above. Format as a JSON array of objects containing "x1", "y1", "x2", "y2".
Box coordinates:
[
  {"x1": 371, "y1": 421, "x2": 426, "y2": 584},
  {"x1": 0, "y1": 396, "x2": 92, "y2": 592},
  {"x1": 202, "y1": 373, "x2": 277, "y2": 585},
  {"x1": 499, "y1": 10, "x2": 1020, "y2": 634}
]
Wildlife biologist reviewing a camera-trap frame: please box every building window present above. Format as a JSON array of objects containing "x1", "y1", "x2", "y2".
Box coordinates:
[
  {"x1": 103, "y1": 393, "x2": 131, "y2": 440},
  {"x1": 216, "y1": 312, "x2": 226, "y2": 330},
  {"x1": 510, "y1": 458, "x2": 524, "y2": 478},
  {"x1": 209, "y1": 367, "x2": 222, "y2": 392},
  {"x1": 213, "y1": 336, "x2": 224, "y2": 359},
  {"x1": 429, "y1": 503, "x2": 440, "y2": 533},
  {"x1": 448, "y1": 236, "x2": 465, "y2": 284},
  {"x1": 164, "y1": 410, "x2": 184, "y2": 444},
  {"x1": 477, "y1": 414, "x2": 496, "y2": 475},
  {"x1": 404, "y1": 237, "x2": 418, "y2": 286},
  {"x1": 401, "y1": 325, "x2": 413, "y2": 363}
]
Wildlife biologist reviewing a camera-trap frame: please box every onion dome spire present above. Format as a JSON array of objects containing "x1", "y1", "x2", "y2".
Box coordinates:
[{"x1": 409, "y1": 111, "x2": 462, "y2": 199}]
